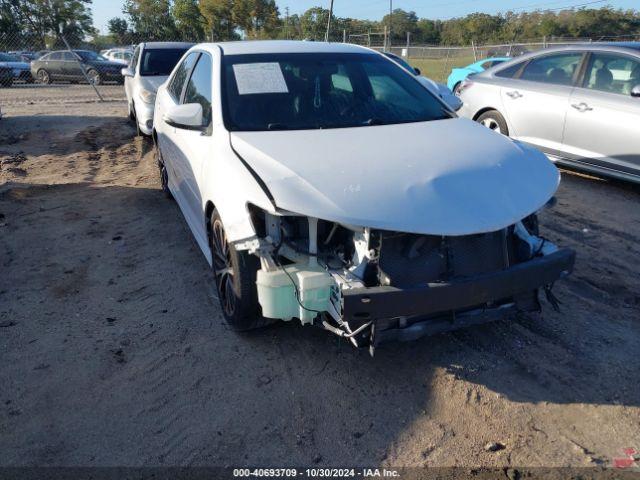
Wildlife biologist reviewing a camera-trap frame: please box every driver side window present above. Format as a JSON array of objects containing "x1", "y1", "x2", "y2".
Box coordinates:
[
  {"x1": 583, "y1": 53, "x2": 640, "y2": 95},
  {"x1": 168, "y1": 52, "x2": 199, "y2": 102}
]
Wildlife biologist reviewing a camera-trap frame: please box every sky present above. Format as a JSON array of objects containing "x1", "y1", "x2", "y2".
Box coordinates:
[{"x1": 92, "y1": 0, "x2": 638, "y2": 34}]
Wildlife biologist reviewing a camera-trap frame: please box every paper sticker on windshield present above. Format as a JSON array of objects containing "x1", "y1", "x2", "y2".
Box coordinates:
[{"x1": 233, "y1": 62, "x2": 288, "y2": 95}]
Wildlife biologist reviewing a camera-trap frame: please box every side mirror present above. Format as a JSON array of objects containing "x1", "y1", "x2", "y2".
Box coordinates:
[
  {"x1": 163, "y1": 103, "x2": 205, "y2": 131},
  {"x1": 631, "y1": 85, "x2": 640, "y2": 98},
  {"x1": 414, "y1": 67, "x2": 421, "y2": 76},
  {"x1": 121, "y1": 67, "x2": 134, "y2": 77}
]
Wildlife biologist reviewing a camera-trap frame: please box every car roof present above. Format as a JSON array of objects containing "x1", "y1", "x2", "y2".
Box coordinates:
[
  {"x1": 212, "y1": 40, "x2": 372, "y2": 56},
  {"x1": 141, "y1": 42, "x2": 195, "y2": 50}
]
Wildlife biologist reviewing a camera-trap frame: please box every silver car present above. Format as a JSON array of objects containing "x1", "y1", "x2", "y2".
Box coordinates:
[{"x1": 458, "y1": 42, "x2": 640, "y2": 183}]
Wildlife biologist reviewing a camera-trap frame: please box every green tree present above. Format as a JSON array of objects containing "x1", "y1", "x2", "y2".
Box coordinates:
[
  {"x1": 382, "y1": 9, "x2": 419, "y2": 44},
  {"x1": 299, "y1": 6, "x2": 328, "y2": 41},
  {"x1": 108, "y1": 17, "x2": 129, "y2": 44},
  {"x1": 199, "y1": 0, "x2": 237, "y2": 40},
  {"x1": 173, "y1": 0, "x2": 205, "y2": 41},
  {"x1": 233, "y1": 0, "x2": 280, "y2": 39},
  {"x1": 123, "y1": 0, "x2": 176, "y2": 40},
  {"x1": 1, "y1": 0, "x2": 95, "y2": 47}
]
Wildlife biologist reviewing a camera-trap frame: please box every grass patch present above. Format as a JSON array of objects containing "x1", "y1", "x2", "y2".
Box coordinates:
[{"x1": 407, "y1": 56, "x2": 476, "y2": 84}]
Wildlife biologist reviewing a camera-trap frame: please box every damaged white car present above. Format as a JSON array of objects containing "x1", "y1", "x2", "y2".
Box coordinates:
[{"x1": 153, "y1": 41, "x2": 575, "y2": 351}]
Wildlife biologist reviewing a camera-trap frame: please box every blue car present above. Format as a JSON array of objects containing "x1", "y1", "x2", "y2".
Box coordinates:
[
  {"x1": 0, "y1": 52, "x2": 33, "y2": 85},
  {"x1": 447, "y1": 57, "x2": 510, "y2": 94}
]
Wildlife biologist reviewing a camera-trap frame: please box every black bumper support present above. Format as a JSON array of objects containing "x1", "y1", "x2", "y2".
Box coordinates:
[{"x1": 343, "y1": 248, "x2": 575, "y2": 325}]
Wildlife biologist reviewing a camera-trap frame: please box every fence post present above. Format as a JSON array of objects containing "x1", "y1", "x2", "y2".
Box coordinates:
[
  {"x1": 58, "y1": 31, "x2": 103, "y2": 102},
  {"x1": 406, "y1": 31, "x2": 410, "y2": 50},
  {"x1": 368, "y1": 29, "x2": 371, "y2": 47},
  {"x1": 343, "y1": 29, "x2": 346, "y2": 43},
  {"x1": 471, "y1": 40, "x2": 477, "y2": 61}
]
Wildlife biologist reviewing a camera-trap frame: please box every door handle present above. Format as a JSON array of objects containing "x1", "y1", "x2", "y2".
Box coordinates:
[
  {"x1": 571, "y1": 102, "x2": 593, "y2": 112},
  {"x1": 506, "y1": 90, "x2": 523, "y2": 99}
]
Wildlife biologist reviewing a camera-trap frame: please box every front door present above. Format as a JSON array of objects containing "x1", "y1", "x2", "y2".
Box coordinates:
[{"x1": 562, "y1": 51, "x2": 640, "y2": 175}]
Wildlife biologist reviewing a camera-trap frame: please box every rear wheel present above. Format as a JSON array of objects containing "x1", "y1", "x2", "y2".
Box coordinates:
[
  {"x1": 476, "y1": 110, "x2": 509, "y2": 136},
  {"x1": 131, "y1": 103, "x2": 142, "y2": 137},
  {"x1": 36, "y1": 69, "x2": 50, "y2": 85},
  {"x1": 209, "y1": 209, "x2": 269, "y2": 331}
]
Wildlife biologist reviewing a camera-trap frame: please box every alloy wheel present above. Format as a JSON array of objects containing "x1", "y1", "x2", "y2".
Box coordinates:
[
  {"x1": 211, "y1": 219, "x2": 236, "y2": 317},
  {"x1": 481, "y1": 117, "x2": 502, "y2": 134}
]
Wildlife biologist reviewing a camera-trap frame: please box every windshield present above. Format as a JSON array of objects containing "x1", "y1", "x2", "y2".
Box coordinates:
[
  {"x1": 222, "y1": 53, "x2": 450, "y2": 131},
  {"x1": 384, "y1": 53, "x2": 416, "y2": 74},
  {"x1": 0, "y1": 53, "x2": 19, "y2": 62},
  {"x1": 76, "y1": 51, "x2": 107, "y2": 62},
  {"x1": 140, "y1": 48, "x2": 190, "y2": 76}
]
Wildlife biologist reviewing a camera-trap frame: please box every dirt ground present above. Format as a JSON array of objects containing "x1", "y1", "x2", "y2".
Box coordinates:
[{"x1": 0, "y1": 97, "x2": 639, "y2": 469}]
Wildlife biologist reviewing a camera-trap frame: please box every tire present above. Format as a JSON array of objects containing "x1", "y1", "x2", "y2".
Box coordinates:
[
  {"x1": 209, "y1": 209, "x2": 269, "y2": 331},
  {"x1": 452, "y1": 82, "x2": 462, "y2": 95},
  {"x1": 87, "y1": 69, "x2": 101, "y2": 86},
  {"x1": 131, "y1": 104, "x2": 142, "y2": 137},
  {"x1": 155, "y1": 142, "x2": 173, "y2": 199},
  {"x1": 36, "y1": 69, "x2": 50, "y2": 85},
  {"x1": 476, "y1": 110, "x2": 509, "y2": 136}
]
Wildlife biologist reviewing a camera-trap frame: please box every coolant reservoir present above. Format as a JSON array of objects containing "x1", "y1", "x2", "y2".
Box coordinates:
[{"x1": 256, "y1": 266, "x2": 334, "y2": 324}]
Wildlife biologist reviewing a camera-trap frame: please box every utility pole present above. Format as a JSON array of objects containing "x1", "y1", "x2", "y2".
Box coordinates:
[
  {"x1": 284, "y1": 6, "x2": 289, "y2": 40},
  {"x1": 325, "y1": 0, "x2": 334, "y2": 42},
  {"x1": 388, "y1": 0, "x2": 393, "y2": 50}
]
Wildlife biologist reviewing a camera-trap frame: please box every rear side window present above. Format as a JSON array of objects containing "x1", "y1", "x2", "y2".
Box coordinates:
[
  {"x1": 49, "y1": 52, "x2": 63, "y2": 61},
  {"x1": 520, "y1": 53, "x2": 583, "y2": 86},
  {"x1": 168, "y1": 52, "x2": 199, "y2": 101},
  {"x1": 495, "y1": 61, "x2": 525, "y2": 78},
  {"x1": 183, "y1": 54, "x2": 213, "y2": 127}
]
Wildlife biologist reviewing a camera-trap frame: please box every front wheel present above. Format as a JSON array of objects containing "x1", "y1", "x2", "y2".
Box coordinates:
[
  {"x1": 209, "y1": 210, "x2": 269, "y2": 331},
  {"x1": 453, "y1": 82, "x2": 462, "y2": 95},
  {"x1": 155, "y1": 142, "x2": 172, "y2": 199},
  {"x1": 476, "y1": 110, "x2": 509, "y2": 136},
  {"x1": 87, "y1": 69, "x2": 101, "y2": 86}
]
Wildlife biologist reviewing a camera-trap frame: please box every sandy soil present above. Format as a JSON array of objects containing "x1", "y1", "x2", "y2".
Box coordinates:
[{"x1": 0, "y1": 101, "x2": 639, "y2": 469}]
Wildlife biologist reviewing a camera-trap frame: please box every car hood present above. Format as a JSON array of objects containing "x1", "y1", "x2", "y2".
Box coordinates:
[{"x1": 230, "y1": 118, "x2": 559, "y2": 236}]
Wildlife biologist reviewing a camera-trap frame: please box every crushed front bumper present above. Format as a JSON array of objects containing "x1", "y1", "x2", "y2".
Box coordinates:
[{"x1": 342, "y1": 248, "x2": 575, "y2": 345}]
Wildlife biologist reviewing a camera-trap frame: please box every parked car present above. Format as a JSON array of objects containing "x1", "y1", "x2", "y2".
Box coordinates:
[
  {"x1": 458, "y1": 43, "x2": 640, "y2": 184},
  {"x1": 152, "y1": 41, "x2": 574, "y2": 350},
  {"x1": 0, "y1": 63, "x2": 13, "y2": 87},
  {"x1": 30, "y1": 50, "x2": 124, "y2": 85},
  {"x1": 382, "y1": 51, "x2": 462, "y2": 111},
  {"x1": 0, "y1": 52, "x2": 33, "y2": 84},
  {"x1": 104, "y1": 48, "x2": 133, "y2": 65},
  {"x1": 447, "y1": 57, "x2": 510, "y2": 93},
  {"x1": 123, "y1": 42, "x2": 194, "y2": 136}
]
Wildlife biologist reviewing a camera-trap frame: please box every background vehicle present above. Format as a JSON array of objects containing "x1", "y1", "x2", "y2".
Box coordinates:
[
  {"x1": 104, "y1": 48, "x2": 133, "y2": 65},
  {"x1": 123, "y1": 41, "x2": 194, "y2": 136},
  {"x1": 0, "y1": 52, "x2": 33, "y2": 84},
  {"x1": 0, "y1": 63, "x2": 13, "y2": 87},
  {"x1": 448, "y1": 57, "x2": 510, "y2": 93},
  {"x1": 30, "y1": 50, "x2": 124, "y2": 85},
  {"x1": 458, "y1": 42, "x2": 640, "y2": 183},
  {"x1": 383, "y1": 51, "x2": 462, "y2": 111},
  {"x1": 153, "y1": 41, "x2": 573, "y2": 349}
]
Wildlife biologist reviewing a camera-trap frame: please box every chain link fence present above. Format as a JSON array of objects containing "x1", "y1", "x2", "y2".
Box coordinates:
[{"x1": 1, "y1": 28, "x2": 639, "y2": 111}]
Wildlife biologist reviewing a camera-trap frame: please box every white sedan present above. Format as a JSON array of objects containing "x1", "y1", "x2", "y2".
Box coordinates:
[{"x1": 153, "y1": 41, "x2": 574, "y2": 351}]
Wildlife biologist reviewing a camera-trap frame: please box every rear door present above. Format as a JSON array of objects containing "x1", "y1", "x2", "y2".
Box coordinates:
[
  {"x1": 499, "y1": 51, "x2": 584, "y2": 153},
  {"x1": 562, "y1": 51, "x2": 640, "y2": 175},
  {"x1": 45, "y1": 52, "x2": 64, "y2": 79},
  {"x1": 61, "y1": 51, "x2": 81, "y2": 79}
]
